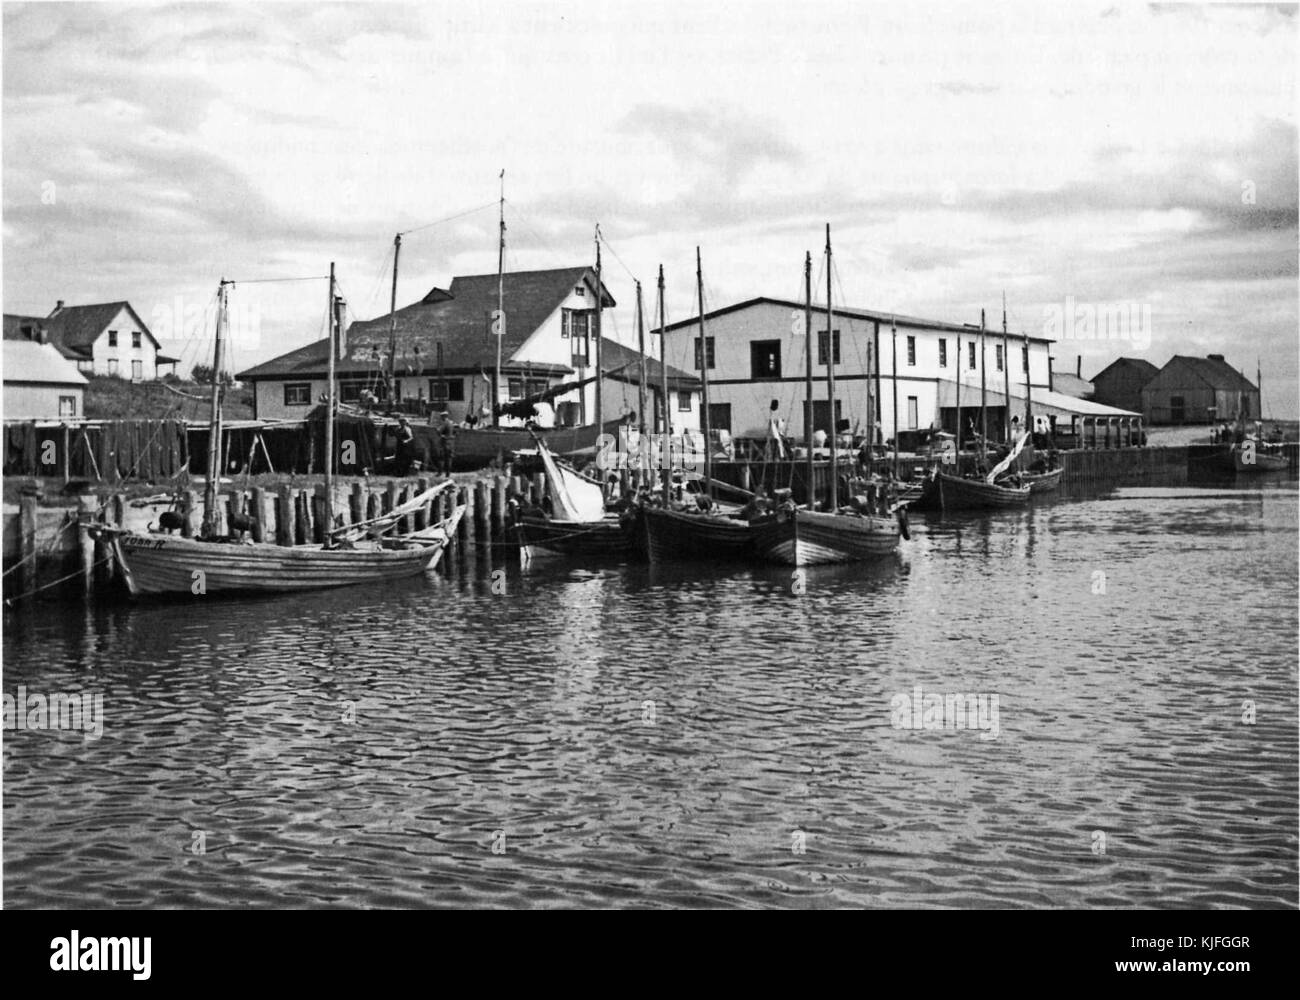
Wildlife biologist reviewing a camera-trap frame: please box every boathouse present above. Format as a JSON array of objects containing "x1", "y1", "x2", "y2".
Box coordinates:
[
  {"x1": 1090, "y1": 357, "x2": 1158, "y2": 415},
  {"x1": 237, "y1": 267, "x2": 701, "y2": 432}
]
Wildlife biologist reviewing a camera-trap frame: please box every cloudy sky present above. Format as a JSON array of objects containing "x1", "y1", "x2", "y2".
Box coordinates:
[{"x1": 4, "y1": 1, "x2": 1297, "y2": 414}]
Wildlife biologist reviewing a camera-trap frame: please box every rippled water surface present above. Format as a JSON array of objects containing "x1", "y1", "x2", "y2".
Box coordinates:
[{"x1": 4, "y1": 483, "x2": 1297, "y2": 908}]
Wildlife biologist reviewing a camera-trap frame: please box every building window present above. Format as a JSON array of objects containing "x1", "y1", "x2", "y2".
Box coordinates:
[
  {"x1": 907, "y1": 396, "x2": 918, "y2": 429},
  {"x1": 906, "y1": 336, "x2": 916, "y2": 366},
  {"x1": 339, "y1": 380, "x2": 383, "y2": 404},
  {"x1": 132, "y1": 331, "x2": 142, "y2": 349},
  {"x1": 939, "y1": 339, "x2": 948, "y2": 368},
  {"x1": 707, "y1": 402, "x2": 732, "y2": 433},
  {"x1": 1022, "y1": 345, "x2": 1029, "y2": 373},
  {"x1": 107, "y1": 330, "x2": 118, "y2": 347},
  {"x1": 76, "y1": 359, "x2": 92, "y2": 373},
  {"x1": 996, "y1": 345, "x2": 1004, "y2": 372},
  {"x1": 508, "y1": 378, "x2": 524, "y2": 400},
  {"x1": 678, "y1": 390, "x2": 692, "y2": 412},
  {"x1": 429, "y1": 378, "x2": 465, "y2": 402},
  {"x1": 968, "y1": 342, "x2": 977, "y2": 370},
  {"x1": 131, "y1": 360, "x2": 143, "y2": 381},
  {"x1": 107, "y1": 358, "x2": 119, "y2": 376},
  {"x1": 58, "y1": 395, "x2": 77, "y2": 418},
  {"x1": 574, "y1": 285, "x2": 586, "y2": 298},
  {"x1": 750, "y1": 340, "x2": 781, "y2": 379},
  {"x1": 817, "y1": 330, "x2": 841, "y2": 366},
  {"x1": 284, "y1": 383, "x2": 312, "y2": 406},
  {"x1": 566, "y1": 310, "x2": 591, "y2": 365},
  {"x1": 526, "y1": 378, "x2": 548, "y2": 397},
  {"x1": 694, "y1": 337, "x2": 715, "y2": 370}
]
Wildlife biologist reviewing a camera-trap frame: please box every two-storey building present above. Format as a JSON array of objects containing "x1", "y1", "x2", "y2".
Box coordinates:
[
  {"x1": 237, "y1": 266, "x2": 701, "y2": 432},
  {"x1": 661, "y1": 297, "x2": 1141, "y2": 448}
]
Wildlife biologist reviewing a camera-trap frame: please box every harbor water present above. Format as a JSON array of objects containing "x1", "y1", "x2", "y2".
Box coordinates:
[{"x1": 3, "y1": 482, "x2": 1297, "y2": 908}]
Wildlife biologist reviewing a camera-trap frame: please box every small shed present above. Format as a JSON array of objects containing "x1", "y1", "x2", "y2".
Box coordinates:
[{"x1": 3, "y1": 340, "x2": 89, "y2": 419}]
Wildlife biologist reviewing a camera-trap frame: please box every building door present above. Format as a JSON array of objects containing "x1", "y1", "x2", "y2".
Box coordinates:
[
  {"x1": 907, "y1": 396, "x2": 918, "y2": 430},
  {"x1": 808, "y1": 400, "x2": 843, "y2": 438},
  {"x1": 707, "y1": 403, "x2": 731, "y2": 434},
  {"x1": 1170, "y1": 395, "x2": 1185, "y2": 423}
]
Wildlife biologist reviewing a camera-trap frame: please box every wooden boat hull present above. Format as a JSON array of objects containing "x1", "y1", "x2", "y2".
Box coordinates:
[
  {"x1": 1019, "y1": 467, "x2": 1063, "y2": 494},
  {"x1": 751, "y1": 508, "x2": 899, "y2": 565},
  {"x1": 640, "y1": 506, "x2": 753, "y2": 563},
  {"x1": 1229, "y1": 445, "x2": 1289, "y2": 474},
  {"x1": 96, "y1": 529, "x2": 448, "y2": 597},
  {"x1": 516, "y1": 512, "x2": 641, "y2": 560},
  {"x1": 439, "y1": 418, "x2": 629, "y2": 471},
  {"x1": 935, "y1": 471, "x2": 1031, "y2": 510}
]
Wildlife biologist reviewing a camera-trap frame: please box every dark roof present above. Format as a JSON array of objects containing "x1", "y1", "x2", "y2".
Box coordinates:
[
  {"x1": 1051, "y1": 372, "x2": 1094, "y2": 399},
  {"x1": 600, "y1": 338, "x2": 700, "y2": 390},
  {"x1": 659, "y1": 296, "x2": 1056, "y2": 343},
  {"x1": 1153, "y1": 355, "x2": 1257, "y2": 393},
  {"x1": 1090, "y1": 357, "x2": 1159, "y2": 383},
  {"x1": 40, "y1": 302, "x2": 159, "y2": 359},
  {"x1": 238, "y1": 266, "x2": 614, "y2": 380},
  {"x1": 3, "y1": 314, "x2": 47, "y2": 341}
]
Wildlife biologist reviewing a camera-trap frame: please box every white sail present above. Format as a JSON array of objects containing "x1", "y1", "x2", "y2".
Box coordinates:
[
  {"x1": 537, "y1": 441, "x2": 605, "y2": 522},
  {"x1": 987, "y1": 432, "x2": 1030, "y2": 483}
]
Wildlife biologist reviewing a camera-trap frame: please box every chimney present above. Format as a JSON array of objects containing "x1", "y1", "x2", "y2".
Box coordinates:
[
  {"x1": 1048, "y1": 355, "x2": 1054, "y2": 392},
  {"x1": 1206, "y1": 353, "x2": 1225, "y2": 361},
  {"x1": 1077, "y1": 354, "x2": 1082, "y2": 378},
  {"x1": 54, "y1": 300, "x2": 64, "y2": 312}
]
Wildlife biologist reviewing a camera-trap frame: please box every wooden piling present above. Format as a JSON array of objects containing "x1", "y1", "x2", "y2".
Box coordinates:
[
  {"x1": 493, "y1": 475, "x2": 507, "y2": 539},
  {"x1": 276, "y1": 490, "x2": 293, "y2": 546},
  {"x1": 18, "y1": 492, "x2": 37, "y2": 595},
  {"x1": 251, "y1": 487, "x2": 269, "y2": 543},
  {"x1": 350, "y1": 482, "x2": 365, "y2": 526},
  {"x1": 77, "y1": 494, "x2": 96, "y2": 595},
  {"x1": 183, "y1": 490, "x2": 199, "y2": 538},
  {"x1": 414, "y1": 477, "x2": 430, "y2": 531},
  {"x1": 475, "y1": 480, "x2": 490, "y2": 540}
]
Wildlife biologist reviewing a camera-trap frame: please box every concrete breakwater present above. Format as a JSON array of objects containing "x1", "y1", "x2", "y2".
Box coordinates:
[{"x1": 1, "y1": 472, "x2": 551, "y2": 604}]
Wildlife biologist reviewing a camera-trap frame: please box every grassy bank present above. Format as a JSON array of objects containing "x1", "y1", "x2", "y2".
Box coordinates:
[{"x1": 84, "y1": 376, "x2": 255, "y2": 422}]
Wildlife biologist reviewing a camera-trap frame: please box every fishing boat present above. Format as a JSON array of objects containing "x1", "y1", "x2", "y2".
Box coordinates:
[
  {"x1": 93, "y1": 268, "x2": 463, "y2": 598},
  {"x1": 750, "y1": 505, "x2": 901, "y2": 565},
  {"x1": 1016, "y1": 466, "x2": 1064, "y2": 493},
  {"x1": 638, "y1": 249, "x2": 758, "y2": 564},
  {"x1": 1228, "y1": 438, "x2": 1289, "y2": 474},
  {"x1": 513, "y1": 431, "x2": 641, "y2": 560}
]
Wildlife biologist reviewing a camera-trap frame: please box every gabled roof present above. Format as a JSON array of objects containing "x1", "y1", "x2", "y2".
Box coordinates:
[
  {"x1": 3, "y1": 314, "x2": 47, "y2": 341},
  {"x1": 1090, "y1": 357, "x2": 1159, "y2": 383},
  {"x1": 600, "y1": 338, "x2": 700, "y2": 391},
  {"x1": 238, "y1": 266, "x2": 615, "y2": 380},
  {"x1": 42, "y1": 302, "x2": 159, "y2": 359},
  {"x1": 660, "y1": 296, "x2": 1055, "y2": 343},
  {"x1": 1148, "y1": 355, "x2": 1257, "y2": 393},
  {"x1": 2, "y1": 340, "x2": 90, "y2": 386}
]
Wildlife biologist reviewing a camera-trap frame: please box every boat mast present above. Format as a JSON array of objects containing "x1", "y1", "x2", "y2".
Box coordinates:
[
  {"x1": 202, "y1": 279, "x2": 228, "y2": 538},
  {"x1": 825, "y1": 225, "x2": 837, "y2": 512},
  {"x1": 657, "y1": 265, "x2": 671, "y2": 502},
  {"x1": 1023, "y1": 315, "x2": 1032, "y2": 433},
  {"x1": 891, "y1": 316, "x2": 899, "y2": 480},
  {"x1": 955, "y1": 330, "x2": 962, "y2": 466},
  {"x1": 635, "y1": 280, "x2": 648, "y2": 438},
  {"x1": 494, "y1": 171, "x2": 505, "y2": 429},
  {"x1": 803, "y1": 251, "x2": 814, "y2": 508},
  {"x1": 1002, "y1": 293, "x2": 1012, "y2": 442},
  {"x1": 979, "y1": 308, "x2": 988, "y2": 465},
  {"x1": 594, "y1": 227, "x2": 603, "y2": 440},
  {"x1": 387, "y1": 232, "x2": 401, "y2": 411},
  {"x1": 696, "y1": 247, "x2": 712, "y2": 502},
  {"x1": 324, "y1": 262, "x2": 337, "y2": 546}
]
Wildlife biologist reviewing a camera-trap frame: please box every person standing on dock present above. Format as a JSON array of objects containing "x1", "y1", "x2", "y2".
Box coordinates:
[{"x1": 394, "y1": 417, "x2": 416, "y2": 476}]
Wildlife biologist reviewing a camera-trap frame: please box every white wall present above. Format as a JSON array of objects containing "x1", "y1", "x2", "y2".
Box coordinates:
[
  {"x1": 4, "y1": 383, "x2": 84, "y2": 419},
  {"x1": 674, "y1": 300, "x2": 1053, "y2": 444},
  {"x1": 89, "y1": 306, "x2": 159, "y2": 380}
]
